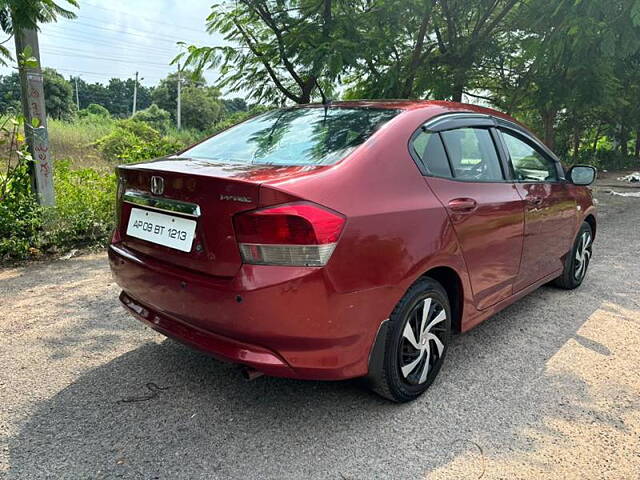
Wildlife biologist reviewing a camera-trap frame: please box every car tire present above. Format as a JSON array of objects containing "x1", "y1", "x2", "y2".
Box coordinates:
[
  {"x1": 368, "y1": 277, "x2": 451, "y2": 403},
  {"x1": 553, "y1": 221, "x2": 593, "y2": 290}
]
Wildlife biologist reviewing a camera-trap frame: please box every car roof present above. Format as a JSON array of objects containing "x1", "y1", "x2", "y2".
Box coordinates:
[{"x1": 299, "y1": 99, "x2": 521, "y2": 124}]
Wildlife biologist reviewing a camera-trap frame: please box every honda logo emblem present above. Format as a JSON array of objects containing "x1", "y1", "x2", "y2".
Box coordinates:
[{"x1": 150, "y1": 176, "x2": 164, "y2": 196}]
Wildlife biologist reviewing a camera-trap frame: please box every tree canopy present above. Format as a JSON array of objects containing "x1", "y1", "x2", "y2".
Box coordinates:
[
  {"x1": 176, "y1": 0, "x2": 640, "y2": 161},
  {"x1": 0, "y1": 0, "x2": 78, "y2": 65}
]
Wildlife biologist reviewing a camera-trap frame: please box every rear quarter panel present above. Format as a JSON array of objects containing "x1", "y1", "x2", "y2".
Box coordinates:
[{"x1": 263, "y1": 107, "x2": 475, "y2": 325}]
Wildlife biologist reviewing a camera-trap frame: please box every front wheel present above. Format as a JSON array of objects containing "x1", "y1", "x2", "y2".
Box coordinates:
[
  {"x1": 368, "y1": 278, "x2": 451, "y2": 403},
  {"x1": 553, "y1": 221, "x2": 593, "y2": 290}
]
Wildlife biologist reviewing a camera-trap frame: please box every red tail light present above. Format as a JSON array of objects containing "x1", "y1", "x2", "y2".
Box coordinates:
[{"x1": 234, "y1": 203, "x2": 345, "y2": 266}]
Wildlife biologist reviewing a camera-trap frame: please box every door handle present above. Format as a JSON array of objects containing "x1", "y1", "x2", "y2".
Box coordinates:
[
  {"x1": 528, "y1": 196, "x2": 544, "y2": 206},
  {"x1": 448, "y1": 198, "x2": 478, "y2": 213}
]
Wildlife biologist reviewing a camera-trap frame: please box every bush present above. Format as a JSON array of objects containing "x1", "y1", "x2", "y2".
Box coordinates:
[
  {"x1": 133, "y1": 104, "x2": 172, "y2": 133},
  {"x1": 44, "y1": 159, "x2": 116, "y2": 251},
  {"x1": 94, "y1": 119, "x2": 182, "y2": 163},
  {"x1": 1, "y1": 115, "x2": 117, "y2": 261},
  {"x1": 80, "y1": 103, "x2": 111, "y2": 119},
  {"x1": 572, "y1": 149, "x2": 640, "y2": 171},
  {"x1": 0, "y1": 149, "x2": 43, "y2": 260},
  {"x1": 0, "y1": 158, "x2": 116, "y2": 261}
]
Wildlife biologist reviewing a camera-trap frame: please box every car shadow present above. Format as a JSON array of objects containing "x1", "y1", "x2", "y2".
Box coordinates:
[{"x1": 7, "y1": 278, "x2": 636, "y2": 479}]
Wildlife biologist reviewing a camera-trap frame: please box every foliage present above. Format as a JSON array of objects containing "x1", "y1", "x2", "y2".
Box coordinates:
[
  {"x1": 0, "y1": 0, "x2": 78, "y2": 66},
  {"x1": 0, "y1": 113, "x2": 115, "y2": 261},
  {"x1": 66, "y1": 76, "x2": 153, "y2": 117},
  {"x1": 133, "y1": 103, "x2": 172, "y2": 132},
  {"x1": 175, "y1": 0, "x2": 354, "y2": 104},
  {"x1": 43, "y1": 159, "x2": 115, "y2": 251},
  {"x1": 94, "y1": 119, "x2": 183, "y2": 163},
  {"x1": 222, "y1": 97, "x2": 248, "y2": 114},
  {"x1": 48, "y1": 116, "x2": 113, "y2": 168},
  {"x1": 572, "y1": 149, "x2": 640, "y2": 171},
  {"x1": 79, "y1": 103, "x2": 110, "y2": 119},
  {"x1": 209, "y1": 105, "x2": 270, "y2": 134},
  {"x1": 180, "y1": 86, "x2": 223, "y2": 131},
  {"x1": 0, "y1": 72, "x2": 21, "y2": 114},
  {"x1": 1, "y1": 70, "x2": 76, "y2": 119},
  {"x1": 0, "y1": 115, "x2": 43, "y2": 259},
  {"x1": 177, "y1": 0, "x2": 640, "y2": 164},
  {"x1": 151, "y1": 70, "x2": 223, "y2": 130},
  {"x1": 151, "y1": 70, "x2": 205, "y2": 119},
  {"x1": 42, "y1": 67, "x2": 75, "y2": 120}
]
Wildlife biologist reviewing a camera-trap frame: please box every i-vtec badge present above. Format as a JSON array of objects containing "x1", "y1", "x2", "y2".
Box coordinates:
[{"x1": 220, "y1": 194, "x2": 252, "y2": 203}]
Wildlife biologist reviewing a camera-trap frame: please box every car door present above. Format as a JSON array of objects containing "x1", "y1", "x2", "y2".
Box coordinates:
[
  {"x1": 412, "y1": 123, "x2": 524, "y2": 310},
  {"x1": 497, "y1": 127, "x2": 577, "y2": 292}
]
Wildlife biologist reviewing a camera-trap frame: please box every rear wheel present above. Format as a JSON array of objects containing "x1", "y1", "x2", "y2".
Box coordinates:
[
  {"x1": 553, "y1": 222, "x2": 593, "y2": 290},
  {"x1": 368, "y1": 278, "x2": 451, "y2": 403}
]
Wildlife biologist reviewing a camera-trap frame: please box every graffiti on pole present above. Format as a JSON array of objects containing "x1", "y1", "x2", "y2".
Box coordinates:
[{"x1": 26, "y1": 72, "x2": 54, "y2": 205}]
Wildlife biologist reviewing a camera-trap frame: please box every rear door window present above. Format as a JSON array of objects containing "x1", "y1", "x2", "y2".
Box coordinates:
[
  {"x1": 411, "y1": 131, "x2": 452, "y2": 178},
  {"x1": 441, "y1": 128, "x2": 504, "y2": 182}
]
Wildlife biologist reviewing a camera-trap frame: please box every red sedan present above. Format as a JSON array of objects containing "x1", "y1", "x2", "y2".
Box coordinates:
[{"x1": 109, "y1": 101, "x2": 597, "y2": 402}]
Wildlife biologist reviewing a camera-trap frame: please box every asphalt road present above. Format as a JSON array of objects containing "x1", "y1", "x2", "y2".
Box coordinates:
[{"x1": 1, "y1": 188, "x2": 639, "y2": 479}]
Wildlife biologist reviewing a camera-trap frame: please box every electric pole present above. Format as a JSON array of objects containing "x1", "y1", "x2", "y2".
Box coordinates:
[
  {"x1": 132, "y1": 71, "x2": 139, "y2": 116},
  {"x1": 177, "y1": 63, "x2": 182, "y2": 129},
  {"x1": 14, "y1": 28, "x2": 55, "y2": 206},
  {"x1": 74, "y1": 76, "x2": 80, "y2": 110}
]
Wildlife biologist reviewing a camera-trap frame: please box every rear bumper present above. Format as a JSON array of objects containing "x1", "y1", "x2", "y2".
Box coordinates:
[
  {"x1": 119, "y1": 291, "x2": 296, "y2": 377},
  {"x1": 109, "y1": 243, "x2": 391, "y2": 380}
]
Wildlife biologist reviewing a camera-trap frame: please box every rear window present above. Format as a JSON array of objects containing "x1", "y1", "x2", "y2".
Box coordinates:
[{"x1": 179, "y1": 107, "x2": 399, "y2": 166}]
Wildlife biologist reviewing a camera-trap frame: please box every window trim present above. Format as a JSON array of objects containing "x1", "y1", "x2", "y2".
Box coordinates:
[
  {"x1": 409, "y1": 122, "x2": 512, "y2": 184},
  {"x1": 408, "y1": 112, "x2": 566, "y2": 184},
  {"x1": 497, "y1": 126, "x2": 565, "y2": 184}
]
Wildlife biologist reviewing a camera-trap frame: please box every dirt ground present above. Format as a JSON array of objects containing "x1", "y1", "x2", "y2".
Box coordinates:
[{"x1": 1, "y1": 184, "x2": 639, "y2": 479}]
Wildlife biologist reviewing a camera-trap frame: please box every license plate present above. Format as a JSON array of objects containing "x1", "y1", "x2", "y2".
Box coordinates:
[{"x1": 126, "y1": 208, "x2": 197, "y2": 252}]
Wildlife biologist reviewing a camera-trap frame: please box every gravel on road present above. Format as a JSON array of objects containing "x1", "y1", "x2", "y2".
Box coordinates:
[{"x1": 1, "y1": 190, "x2": 639, "y2": 479}]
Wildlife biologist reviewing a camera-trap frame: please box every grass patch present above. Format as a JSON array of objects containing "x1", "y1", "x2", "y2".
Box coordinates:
[{"x1": 48, "y1": 117, "x2": 113, "y2": 171}]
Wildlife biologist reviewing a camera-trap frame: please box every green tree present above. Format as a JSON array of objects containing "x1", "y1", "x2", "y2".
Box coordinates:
[
  {"x1": 181, "y1": 86, "x2": 222, "y2": 131},
  {"x1": 176, "y1": 0, "x2": 358, "y2": 104},
  {"x1": 0, "y1": 69, "x2": 77, "y2": 120},
  {"x1": 0, "y1": 0, "x2": 78, "y2": 65},
  {"x1": 104, "y1": 78, "x2": 152, "y2": 117},
  {"x1": 42, "y1": 67, "x2": 74, "y2": 119},
  {"x1": 0, "y1": 72, "x2": 21, "y2": 113},
  {"x1": 482, "y1": 0, "x2": 640, "y2": 150},
  {"x1": 222, "y1": 97, "x2": 248, "y2": 114},
  {"x1": 151, "y1": 70, "x2": 205, "y2": 119}
]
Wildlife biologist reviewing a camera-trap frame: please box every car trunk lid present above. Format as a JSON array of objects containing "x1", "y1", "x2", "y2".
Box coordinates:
[{"x1": 115, "y1": 157, "x2": 326, "y2": 277}]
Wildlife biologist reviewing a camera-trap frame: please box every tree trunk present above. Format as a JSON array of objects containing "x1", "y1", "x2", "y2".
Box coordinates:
[
  {"x1": 541, "y1": 110, "x2": 557, "y2": 150},
  {"x1": 299, "y1": 77, "x2": 316, "y2": 104},
  {"x1": 452, "y1": 77, "x2": 465, "y2": 102},
  {"x1": 635, "y1": 128, "x2": 640, "y2": 158},
  {"x1": 592, "y1": 124, "x2": 602, "y2": 153},
  {"x1": 572, "y1": 127, "x2": 581, "y2": 160},
  {"x1": 620, "y1": 125, "x2": 629, "y2": 157}
]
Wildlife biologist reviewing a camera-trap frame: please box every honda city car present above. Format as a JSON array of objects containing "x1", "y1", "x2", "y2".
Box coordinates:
[{"x1": 109, "y1": 101, "x2": 596, "y2": 402}]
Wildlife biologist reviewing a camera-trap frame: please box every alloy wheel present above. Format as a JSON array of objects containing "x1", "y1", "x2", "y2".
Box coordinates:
[
  {"x1": 399, "y1": 297, "x2": 448, "y2": 385},
  {"x1": 574, "y1": 231, "x2": 592, "y2": 282}
]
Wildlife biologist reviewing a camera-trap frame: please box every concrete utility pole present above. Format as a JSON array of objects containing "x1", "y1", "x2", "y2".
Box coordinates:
[
  {"x1": 74, "y1": 76, "x2": 80, "y2": 110},
  {"x1": 176, "y1": 63, "x2": 182, "y2": 129},
  {"x1": 132, "y1": 71, "x2": 139, "y2": 116},
  {"x1": 14, "y1": 28, "x2": 55, "y2": 206}
]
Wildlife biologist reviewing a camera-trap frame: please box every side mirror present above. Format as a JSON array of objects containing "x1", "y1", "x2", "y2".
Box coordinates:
[{"x1": 567, "y1": 165, "x2": 597, "y2": 186}]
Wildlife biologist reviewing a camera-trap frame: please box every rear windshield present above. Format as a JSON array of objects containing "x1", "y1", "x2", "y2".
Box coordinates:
[{"x1": 178, "y1": 107, "x2": 400, "y2": 166}]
